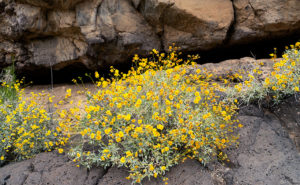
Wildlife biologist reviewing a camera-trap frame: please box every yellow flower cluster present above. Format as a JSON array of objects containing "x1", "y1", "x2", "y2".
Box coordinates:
[
  {"x1": 226, "y1": 42, "x2": 299, "y2": 104},
  {"x1": 265, "y1": 43, "x2": 300, "y2": 100},
  {"x1": 0, "y1": 81, "x2": 71, "y2": 165},
  {"x1": 69, "y1": 47, "x2": 240, "y2": 184}
]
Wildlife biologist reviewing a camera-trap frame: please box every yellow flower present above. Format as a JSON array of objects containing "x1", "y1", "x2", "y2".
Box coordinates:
[
  {"x1": 95, "y1": 71, "x2": 99, "y2": 78},
  {"x1": 161, "y1": 166, "x2": 166, "y2": 171},
  {"x1": 103, "y1": 149, "x2": 110, "y2": 153},
  {"x1": 194, "y1": 96, "x2": 201, "y2": 104},
  {"x1": 58, "y1": 148, "x2": 64, "y2": 154},
  {"x1": 117, "y1": 131, "x2": 124, "y2": 138},
  {"x1": 124, "y1": 114, "x2": 131, "y2": 121},
  {"x1": 221, "y1": 139, "x2": 226, "y2": 144},
  {"x1": 137, "y1": 86, "x2": 142, "y2": 92},
  {"x1": 106, "y1": 110, "x2": 112, "y2": 116},
  {"x1": 90, "y1": 133, "x2": 95, "y2": 139},
  {"x1": 120, "y1": 157, "x2": 126, "y2": 163},
  {"x1": 135, "y1": 99, "x2": 142, "y2": 108},
  {"x1": 157, "y1": 124, "x2": 164, "y2": 130},
  {"x1": 0, "y1": 156, "x2": 4, "y2": 161},
  {"x1": 126, "y1": 151, "x2": 133, "y2": 157},
  {"x1": 105, "y1": 128, "x2": 112, "y2": 134},
  {"x1": 152, "y1": 49, "x2": 158, "y2": 55},
  {"x1": 149, "y1": 164, "x2": 154, "y2": 171},
  {"x1": 116, "y1": 137, "x2": 121, "y2": 142},
  {"x1": 265, "y1": 77, "x2": 270, "y2": 85},
  {"x1": 77, "y1": 153, "x2": 81, "y2": 158}
]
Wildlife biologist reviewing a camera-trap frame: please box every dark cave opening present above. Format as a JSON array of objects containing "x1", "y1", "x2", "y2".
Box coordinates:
[
  {"x1": 17, "y1": 34, "x2": 299, "y2": 85},
  {"x1": 196, "y1": 34, "x2": 300, "y2": 64}
]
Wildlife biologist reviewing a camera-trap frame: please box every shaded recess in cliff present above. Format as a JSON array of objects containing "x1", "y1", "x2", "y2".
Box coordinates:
[{"x1": 17, "y1": 33, "x2": 299, "y2": 84}]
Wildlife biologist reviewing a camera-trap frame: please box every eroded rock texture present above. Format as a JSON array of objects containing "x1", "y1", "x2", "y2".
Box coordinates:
[
  {"x1": 0, "y1": 0, "x2": 299, "y2": 73},
  {"x1": 0, "y1": 152, "x2": 106, "y2": 185},
  {"x1": 231, "y1": 0, "x2": 300, "y2": 44}
]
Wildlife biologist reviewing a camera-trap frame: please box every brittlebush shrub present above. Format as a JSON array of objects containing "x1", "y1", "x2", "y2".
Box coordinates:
[
  {"x1": 226, "y1": 42, "x2": 300, "y2": 104},
  {"x1": 69, "y1": 47, "x2": 241, "y2": 184},
  {"x1": 265, "y1": 43, "x2": 300, "y2": 100},
  {"x1": 0, "y1": 69, "x2": 70, "y2": 165}
]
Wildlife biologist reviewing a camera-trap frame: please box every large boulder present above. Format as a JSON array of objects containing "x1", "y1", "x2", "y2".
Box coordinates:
[
  {"x1": 75, "y1": 0, "x2": 161, "y2": 67},
  {"x1": 162, "y1": 0, "x2": 234, "y2": 51},
  {"x1": 24, "y1": 37, "x2": 88, "y2": 69},
  {"x1": 137, "y1": 0, "x2": 234, "y2": 51},
  {"x1": 189, "y1": 57, "x2": 276, "y2": 80},
  {"x1": 231, "y1": 0, "x2": 300, "y2": 44}
]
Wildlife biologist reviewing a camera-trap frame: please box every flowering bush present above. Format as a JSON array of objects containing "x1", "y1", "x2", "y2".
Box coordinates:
[
  {"x1": 265, "y1": 43, "x2": 300, "y2": 101},
  {"x1": 0, "y1": 68, "x2": 70, "y2": 165},
  {"x1": 226, "y1": 42, "x2": 300, "y2": 104},
  {"x1": 69, "y1": 47, "x2": 241, "y2": 184}
]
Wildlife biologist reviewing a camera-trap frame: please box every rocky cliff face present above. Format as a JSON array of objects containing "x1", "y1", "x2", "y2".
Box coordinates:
[{"x1": 0, "y1": 0, "x2": 299, "y2": 73}]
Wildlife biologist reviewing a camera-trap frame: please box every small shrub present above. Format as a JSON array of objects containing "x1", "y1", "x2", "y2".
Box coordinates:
[
  {"x1": 0, "y1": 65, "x2": 17, "y2": 104},
  {"x1": 265, "y1": 43, "x2": 300, "y2": 101},
  {"x1": 0, "y1": 68, "x2": 70, "y2": 165},
  {"x1": 69, "y1": 47, "x2": 241, "y2": 184},
  {"x1": 226, "y1": 42, "x2": 300, "y2": 105}
]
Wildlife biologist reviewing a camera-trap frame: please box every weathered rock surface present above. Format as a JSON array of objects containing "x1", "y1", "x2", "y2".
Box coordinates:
[
  {"x1": 231, "y1": 0, "x2": 300, "y2": 44},
  {"x1": 97, "y1": 159, "x2": 216, "y2": 185},
  {"x1": 224, "y1": 104, "x2": 300, "y2": 185},
  {"x1": 273, "y1": 95, "x2": 300, "y2": 152},
  {"x1": 0, "y1": 152, "x2": 105, "y2": 185},
  {"x1": 190, "y1": 57, "x2": 277, "y2": 80},
  {"x1": 1, "y1": 95, "x2": 299, "y2": 185},
  {"x1": 0, "y1": 152, "x2": 106, "y2": 185},
  {"x1": 0, "y1": 0, "x2": 299, "y2": 73},
  {"x1": 17, "y1": 0, "x2": 85, "y2": 10},
  {"x1": 138, "y1": 0, "x2": 234, "y2": 51}
]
